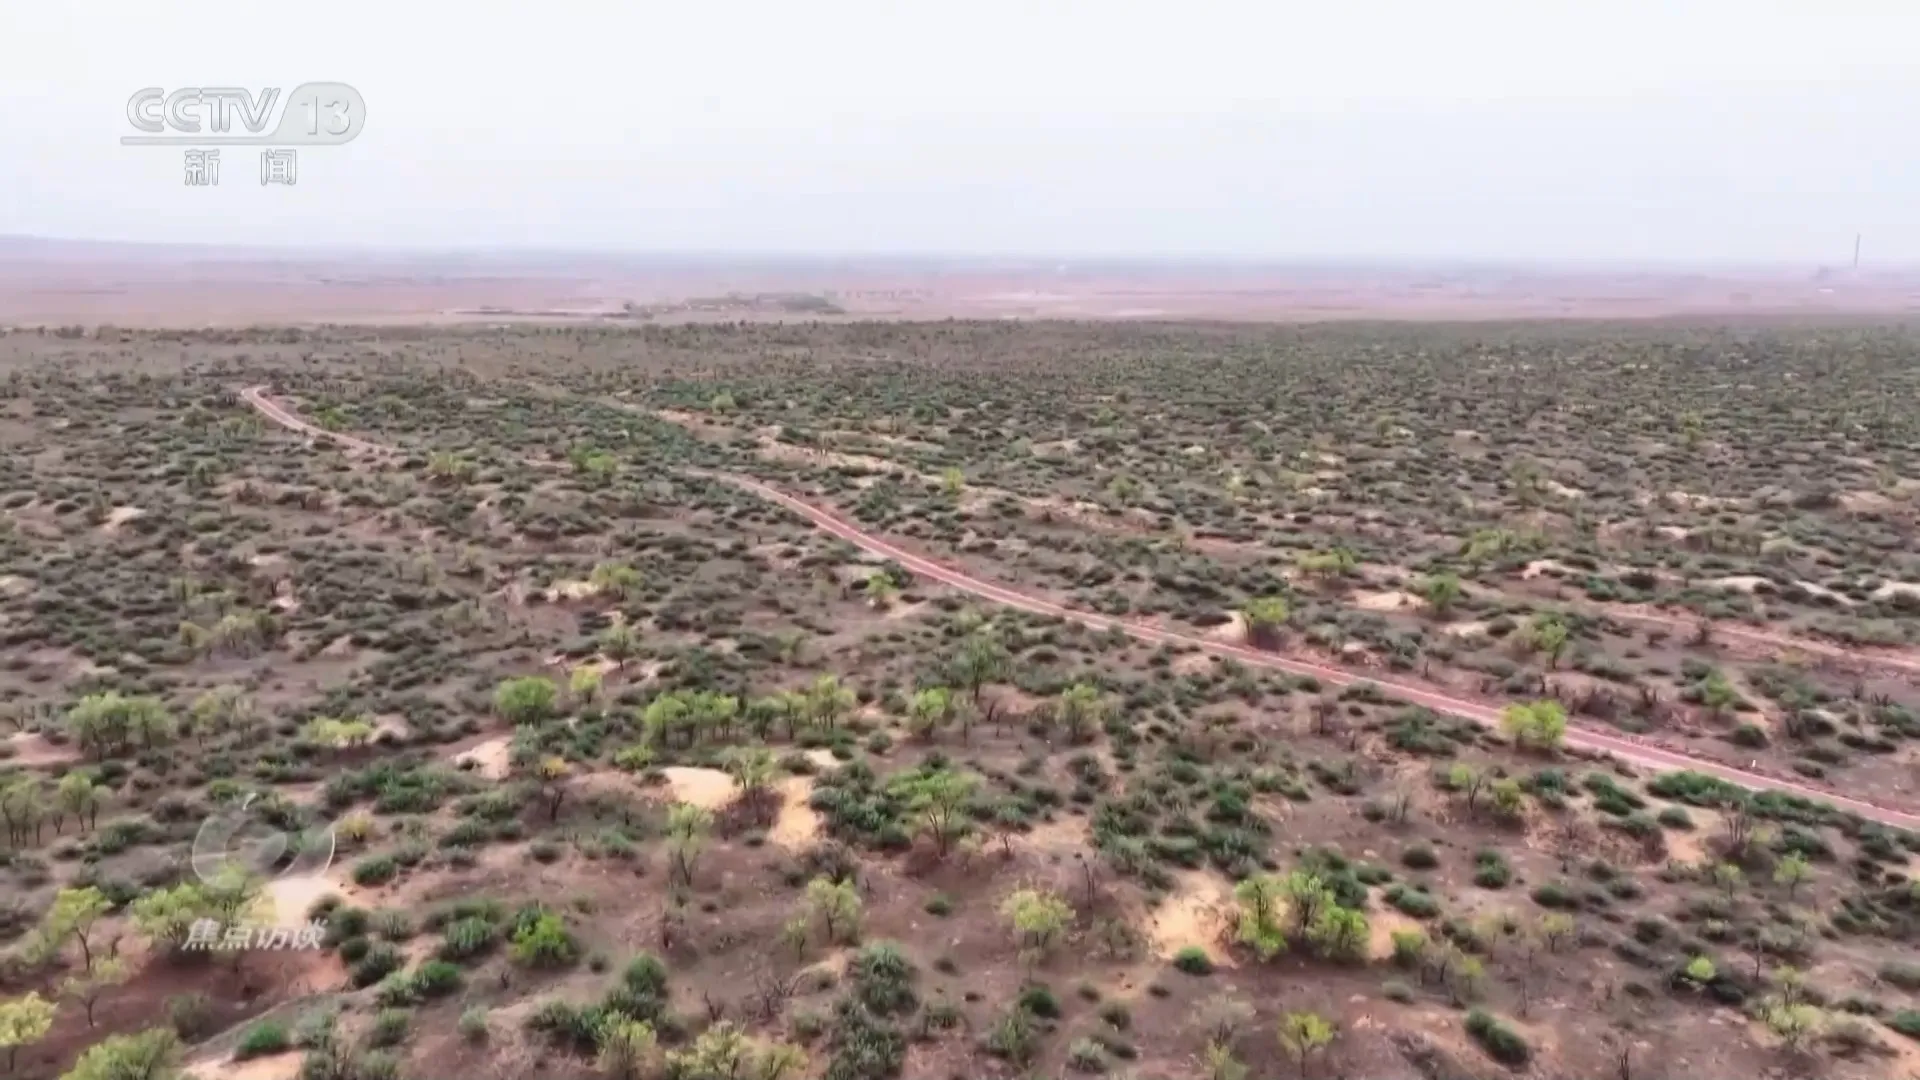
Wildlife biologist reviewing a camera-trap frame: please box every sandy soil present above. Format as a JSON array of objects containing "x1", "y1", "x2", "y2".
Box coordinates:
[
  {"x1": 1147, "y1": 871, "x2": 1234, "y2": 966},
  {"x1": 452, "y1": 736, "x2": 512, "y2": 780},
  {"x1": 187, "y1": 1053, "x2": 302, "y2": 1080},
  {"x1": 768, "y1": 776, "x2": 822, "y2": 848},
  {"x1": 660, "y1": 766, "x2": 736, "y2": 809},
  {"x1": 5, "y1": 730, "x2": 80, "y2": 765},
  {"x1": 9, "y1": 243, "x2": 1919, "y2": 327},
  {"x1": 100, "y1": 506, "x2": 145, "y2": 532},
  {"x1": 1355, "y1": 590, "x2": 1424, "y2": 613}
]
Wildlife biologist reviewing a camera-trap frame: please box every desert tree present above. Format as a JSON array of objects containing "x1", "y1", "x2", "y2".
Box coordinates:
[
  {"x1": 1277, "y1": 1011, "x2": 1336, "y2": 1078},
  {"x1": 905, "y1": 687, "x2": 956, "y2": 741},
  {"x1": 803, "y1": 876, "x2": 862, "y2": 944},
  {"x1": 57, "y1": 1027, "x2": 181, "y2": 1080},
  {"x1": 1307, "y1": 905, "x2": 1369, "y2": 962},
  {"x1": 60, "y1": 954, "x2": 129, "y2": 1028},
  {"x1": 569, "y1": 663, "x2": 604, "y2": 706},
  {"x1": 41, "y1": 887, "x2": 112, "y2": 972},
  {"x1": 595, "y1": 1016, "x2": 659, "y2": 1080},
  {"x1": 1241, "y1": 595, "x2": 1290, "y2": 648},
  {"x1": 1420, "y1": 573, "x2": 1463, "y2": 616},
  {"x1": 0, "y1": 992, "x2": 54, "y2": 1074},
  {"x1": 1053, "y1": 682, "x2": 1107, "y2": 743},
  {"x1": 589, "y1": 560, "x2": 643, "y2": 599},
  {"x1": 665, "y1": 802, "x2": 714, "y2": 888},
  {"x1": 1501, "y1": 700, "x2": 1568, "y2": 751},
  {"x1": 806, "y1": 674, "x2": 856, "y2": 730},
  {"x1": 726, "y1": 746, "x2": 778, "y2": 804},
  {"x1": 1000, "y1": 888, "x2": 1073, "y2": 961},
  {"x1": 494, "y1": 676, "x2": 559, "y2": 726},
  {"x1": 1233, "y1": 874, "x2": 1288, "y2": 960},
  {"x1": 1522, "y1": 614, "x2": 1570, "y2": 669},
  {"x1": 950, "y1": 630, "x2": 1010, "y2": 706},
  {"x1": 900, "y1": 768, "x2": 976, "y2": 857},
  {"x1": 598, "y1": 623, "x2": 641, "y2": 670},
  {"x1": 1447, "y1": 763, "x2": 1488, "y2": 816},
  {"x1": 1772, "y1": 852, "x2": 1811, "y2": 899}
]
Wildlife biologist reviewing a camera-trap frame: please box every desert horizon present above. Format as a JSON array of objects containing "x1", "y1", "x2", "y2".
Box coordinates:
[{"x1": 4, "y1": 233, "x2": 1917, "y2": 329}]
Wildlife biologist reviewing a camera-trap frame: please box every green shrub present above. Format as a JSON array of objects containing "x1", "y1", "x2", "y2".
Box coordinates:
[
  {"x1": 236, "y1": 1021, "x2": 290, "y2": 1059},
  {"x1": 1465, "y1": 1009, "x2": 1531, "y2": 1066},
  {"x1": 1172, "y1": 946, "x2": 1213, "y2": 975}
]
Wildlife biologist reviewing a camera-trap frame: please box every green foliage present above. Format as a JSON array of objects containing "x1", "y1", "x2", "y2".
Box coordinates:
[
  {"x1": 493, "y1": 676, "x2": 559, "y2": 725},
  {"x1": 511, "y1": 912, "x2": 578, "y2": 969},
  {"x1": 1464, "y1": 1009, "x2": 1530, "y2": 1065}
]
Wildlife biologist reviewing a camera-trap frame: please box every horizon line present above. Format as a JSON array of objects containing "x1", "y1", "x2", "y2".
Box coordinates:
[{"x1": 3, "y1": 233, "x2": 1913, "y2": 274}]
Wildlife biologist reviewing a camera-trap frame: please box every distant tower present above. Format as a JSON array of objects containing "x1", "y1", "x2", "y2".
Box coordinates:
[{"x1": 1854, "y1": 234, "x2": 1861, "y2": 271}]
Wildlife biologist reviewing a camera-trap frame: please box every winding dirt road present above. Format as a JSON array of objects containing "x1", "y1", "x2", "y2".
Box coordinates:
[{"x1": 237, "y1": 386, "x2": 1920, "y2": 831}]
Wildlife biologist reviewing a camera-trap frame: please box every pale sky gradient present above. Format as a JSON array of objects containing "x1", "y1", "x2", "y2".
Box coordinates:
[{"x1": 3, "y1": 2, "x2": 1917, "y2": 264}]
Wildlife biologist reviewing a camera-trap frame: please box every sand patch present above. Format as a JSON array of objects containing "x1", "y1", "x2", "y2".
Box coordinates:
[
  {"x1": 1023, "y1": 815, "x2": 1092, "y2": 853},
  {"x1": 882, "y1": 600, "x2": 932, "y2": 620},
  {"x1": 1873, "y1": 582, "x2": 1920, "y2": 602},
  {"x1": 1207, "y1": 612, "x2": 1249, "y2": 645},
  {"x1": 188, "y1": 1052, "x2": 303, "y2": 1080},
  {"x1": 264, "y1": 871, "x2": 359, "y2": 928},
  {"x1": 544, "y1": 579, "x2": 600, "y2": 602},
  {"x1": 100, "y1": 506, "x2": 145, "y2": 532},
  {"x1": 1367, "y1": 896, "x2": 1428, "y2": 961},
  {"x1": 1659, "y1": 805, "x2": 1721, "y2": 866},
  {"x1": 452, "y1": 736, "x2": 512, "y2": 780},
  {"x1": 804, "y1": 748, "x2": 839, "y2": 769},
  {"x1": 769, "y1": 776, "x2": 821, "y2": 848},
  {"x1": 1147, "y1": 870, "x2": 1234, "y2": 967},
  {"x1": 1793, "y1": 580, "x2": 1855, "y2": 606},
  {"x1": 1442, "y1": 620, "x2": 1490, "y2": 641},
  {"x1": 5, "y1": 731, "x2": 80, "y2": 765},
  {"x1": 1355, "y1": 590, "x2": 1423, "y2": 613},
  {"x1": 1521, "y1": 559, "x2": 1580, "y2": 580},
  {"x1": 660, "y1": 766, "x2": 736, "y2": 810},
  {"x1": 1840, "y1": 490, "x2": 1897, "y2": 513}
]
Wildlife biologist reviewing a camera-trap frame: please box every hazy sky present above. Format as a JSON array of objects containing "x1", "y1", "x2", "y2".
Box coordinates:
[{"x1": 4, "y1": 2, "x2": 1918, "y2": 264}]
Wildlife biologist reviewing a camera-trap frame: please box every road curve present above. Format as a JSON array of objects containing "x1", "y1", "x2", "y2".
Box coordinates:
[{"x1": 237, "y1": 386, "x2": 1920, "y2": 831}]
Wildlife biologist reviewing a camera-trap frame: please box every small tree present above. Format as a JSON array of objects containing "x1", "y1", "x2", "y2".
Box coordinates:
[
  {"x1": 1307, "y1": 906, "x2": 1369, "y2": 962},
  {"x1": 665, "y1": 803, "x2": 713, "y2": 888},
  {"x1": 43, "y1": 887, "x2": 112, "y2": 972},
  {"x1": 1501, "y1": 701, "x2": 1568, "y2": 751},
  {"x1": 595, "y1": 1017, "x2": 659, "y2": 1080},
  {"x1": 905, "y1": 687, "x2": 955, "y2": 742},
  {"x1": 1000, "y1": 888, "x2": 1073, "y2": 960},
  {"x1": 1233, "y1": 874, "x2": 1288, "y2": 961},
  {"x1": 1764, "y1": 1002, "x2": 1821, "y2": 1052},
  {"x1": 569, "y1": 664, "x2": 604, "y2": 705},
  {"x1": 60, "y1": 1027, "x2": 180, "y2": 1080},
  {"x1": 0, "y1": 992, "x2": 55, "y2": 1073},
  {"x1": 1523, "y1": 615, "x2": 1569, "y2": 669},
  {"x1": 1420, "y1": 574, "x2": 1463, "y2": 616},
  {"x1": 60, "y1": 955, "x2": 129, "y2": 1027},
  {"x1": 1772, "y1": 852, "x2": 1811, "y2": 899},
  {"x1": 1448, "y1": 763, "x2": 1488, "y2": 815},
  {"x1": 951, "y1": 632, "x2": 1009, "y2": 705},
  {"x1": 900, "y1": 769, "x2": 976, "y2": 857},
  {"x1": 1277, "y1": 1011, "x2": 1336, "y2": 1078},
  {"x1": 1053, "y1": 683, "x2": 1107, "y2": 743},
  {"x1": 599, "y1": 623, "x2": 641, "y2": 670},
  {"x1": 804, "y1": 877, "x2": 862, "y2": 944},
  {"x1": 494, "y1": 676, "x2": 559, "y2": 725},
  {"x1": 1713, "y1": 862, "x2": 1745, "y2": 904},
  {"x1": 1242, "y1": 596, "x2": 1291, "y2": 648},
  {"x1": 727, "y1": 746, "x2": 778, "y2": 803}
]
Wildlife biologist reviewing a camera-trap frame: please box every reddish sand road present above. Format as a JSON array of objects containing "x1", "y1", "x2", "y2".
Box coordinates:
[{"x1": 237, "y1": 386, "x2": 1920, "y2": 831}]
